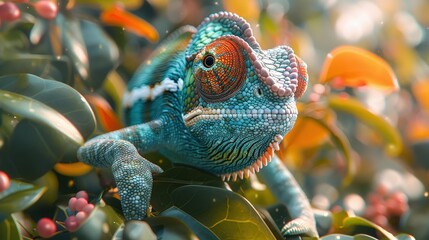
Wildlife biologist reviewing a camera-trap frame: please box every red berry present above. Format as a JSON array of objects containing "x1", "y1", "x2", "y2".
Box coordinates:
[
  {"x1": 82, "y1": 203, "x2": 95, "y2": 214},
  {"x1": 76, "y1": 190, "x2": 88, "y2": 200},
  {"x1": 0, "y1": 171, "x2": 10, "y2": 192},
  {"x1": 376, "y1": 185, "x2": 389, "y2": 197},
  {"x1": 372, "y1": 214, "x2": 388, "y2": 227},
  {"x1": 68, "y1": 197, "x2": 78, "y2": 212},
  {"x1": 34, "y1": 0, "x2": 58, "y2": 20},
  {"x1": 65, "y1": 216, "x2": 79, "y2": 232},
  {"x1": 76, "y1": 211, "x2": 87, "y2": 224},
  {"x1": 386, "y1": 197, "x2": 408, "y2": 216},
  {"x1": 0, "y1": 2, "x2": 20, "y2": 22},
  {"x1": 367, "y1": 193, "x2": 382, "y2": 204},
  {"x1": 75, "y1": 198, "x2": 88, "y2": 211},
  {"x1": 389, "y1": 191, "x2": 408, "y2": 205},
  {"x1": 37, "y1": 218, "x2": 57, "y2": 238}
]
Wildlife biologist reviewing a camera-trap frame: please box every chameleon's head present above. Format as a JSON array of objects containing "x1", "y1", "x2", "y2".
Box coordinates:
[{"x1": 182, "y1": 12, "x2": 308, "y2": 180}]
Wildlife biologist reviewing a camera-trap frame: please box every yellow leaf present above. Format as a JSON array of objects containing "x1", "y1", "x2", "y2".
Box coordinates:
[
  {"x1": 100, "y1": 5, "x2": 159, "y2": 42},
  {"x1": 76, "y1": 0, "x2": 143, "y2": 10},
  {"x1": 319, "y1": 46, "x2": 399, "y2": 92},
  {"x1": 54, "y1": 162, "x2": 93, "y2": 177},
  {"x1": 327, "y1": 95, "x2": 403, "y2": 157},
  {"x1": 222, "y1": 0, "x2": 260, "y2": 23}
]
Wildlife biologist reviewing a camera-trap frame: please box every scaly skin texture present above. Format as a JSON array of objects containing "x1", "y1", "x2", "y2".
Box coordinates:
[{"x1": 78, "y1": 12, "x2": 318, "y2": 238}]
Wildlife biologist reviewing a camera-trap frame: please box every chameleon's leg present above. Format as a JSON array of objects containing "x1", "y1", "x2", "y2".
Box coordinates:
[
  {"x1": 77, "y1": 122, "x2": 163, "y2": 220},
  {"x1": 259, "y1": 155, "x2": 318, "y2": 238}
]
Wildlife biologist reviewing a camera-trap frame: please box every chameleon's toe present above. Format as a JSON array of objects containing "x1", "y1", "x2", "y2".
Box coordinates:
[
  {"x1": 281, "y1": 217, "x2": 319, "y2": 238},
  {"x1": 112, "y1": 156, "x2": 163, "y2": 220}
]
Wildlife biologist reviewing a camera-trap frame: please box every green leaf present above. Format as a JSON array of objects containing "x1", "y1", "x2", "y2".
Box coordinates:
[
  {"x1": 152, "y1": 166, "x2": 225, "y2": 212},
  {"x1": 0, "y1": 215, "x2": 22, "y2": 240},
  {"x1": 170, "y1": 185, "x2": 276, "y2": 240},
  {"x1": 0, "y1": 73, "x2": 95, "y2": 140},
  {"x1": 301, "y1": 104, "x2": 355, "y2": 186},
  {"x1": 342, "y1": 216, "x2": 396, "y2": 240},
  {"x1": 0, "y1": 90, "x2": 83, "y2": 145},
  {"x1": 0, "y1": 54, "x2": 72, "y2": 84},
  {"x1": 121, "y1": 221, "x2": 156, "y2": 240},
  {"x1": 395, "y1": 233, "x2": 416, "y2": 240},
  {"x1": 327, "y1": 95, "x2": 403, "y2": 157},
  {"x1": 145, "y1": 215, "x2": 200, "y2": 240},
  {"x1": 320, "y1": 234, "x2": 353, "y2": 240},
  {"x1": 4, "y1": 119, "x2": 78, "y2": 180},
  {"x1": 0, "y1": 180, "x2": 46, "y2": 221},
  {"x1": 160, "y1": 206, "x2": 219, "y2": 240},
  {"x1": 55, "y1": 13, "x2": 89, "y2": 81},
  {"x1": 80, "y1": 19, "x2": 120, "y2": 89}
]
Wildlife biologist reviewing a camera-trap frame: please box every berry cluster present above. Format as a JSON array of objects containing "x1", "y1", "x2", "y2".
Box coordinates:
[
  {"x1": 364, "y1": 185, "x2": 409, "y2": 229},
  {"x1": 65, "y1": 190, "x2": 95, "y2": 231},
  {"x1": 36, "y1": 190, "x2": 95, "y2": 238},
  {"x1": 0, "y1": 0, "x2": 58, "y2": 24}
]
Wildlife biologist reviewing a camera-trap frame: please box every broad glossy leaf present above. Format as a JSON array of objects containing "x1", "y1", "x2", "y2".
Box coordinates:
[
  {"x1": 80, "y1": 19, "x2": 120, "y2": 89},
  {"x1": 4, "y1": 119, "x2": 78, "y2": 180},
  {"x1": 161, "y1": 206, "x2": 219, "y2": 239},
  {"x1": 152, "y1": 167, "x2": 224, "y2": 212},
  {"x1": 145, "y1": 215, "x2": 201, "y2": 240},
  {"x1": 0, "y1": 74, "x2": 95, "y2": 139},
  {"x1": 342, "y1": 216, "x2": 396, "y2": 240},
  {"x1": 54, "y1": 162, "x2": 93, "y2": 177},
  {"x1": 56, "y1": 13, "x2": 89, "y2": 80},
  {"x1": 0, "y1": 180, "x2": 46, "y2": 220},
  {"x1": 0, "y1": 215, "x2": 22, "y2": 240},
  {"x1": 320, "y1": 234, "x2": 353, "y2": 240},
  {"x1": 100, "y1": 5, "x2": 159, "y2": 42},
  {"x1": 121, "y1": 221, "x2": 156, "y2": 240},
  {"x1": 328, "y1": 95, "x2": 403, "y2": 157},
  {"x1": 319, "y1": 46, "x2": 399, "y2": 92},
  {"x1": 0, "y1": 90, "x2": 83, "y2": 145},
  {"x1": 171, "y1": 185, "x2": 276, "y2": 240},
  {"x1": 0, "y1": 53, "x2": 72, "y2": 83}
]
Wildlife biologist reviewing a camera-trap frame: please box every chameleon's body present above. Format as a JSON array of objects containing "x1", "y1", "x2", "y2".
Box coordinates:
[{"x1": 78, "y1": 12, "x2": 317, "y2": 237}]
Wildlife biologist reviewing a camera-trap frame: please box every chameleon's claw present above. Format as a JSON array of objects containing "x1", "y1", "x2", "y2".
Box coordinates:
[{"x1": 281, "y1": 217, "x2": 319, "y2": 238}]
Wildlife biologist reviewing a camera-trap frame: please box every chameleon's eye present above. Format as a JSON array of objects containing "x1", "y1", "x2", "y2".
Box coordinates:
[
  {"x1": 203, "y1": 54, "x2": 215, "y2": 68},
  {"x1": 194, "y1": 37, "x2": 246, "y2": 103}
]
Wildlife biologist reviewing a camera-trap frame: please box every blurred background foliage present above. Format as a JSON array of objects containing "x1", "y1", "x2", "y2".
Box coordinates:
[{"x1": 0, "y1": 0, "x2": 428, "y2": 239}]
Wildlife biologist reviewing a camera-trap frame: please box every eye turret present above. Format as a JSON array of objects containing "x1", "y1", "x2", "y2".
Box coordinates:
[{"x1": 193, "y1": 37, "x2": 246, "y2": 103}]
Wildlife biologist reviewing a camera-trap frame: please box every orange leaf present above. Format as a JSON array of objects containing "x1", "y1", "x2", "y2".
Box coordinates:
[
  {"x1": 54, "y1": 162, "x2": 92, "y2": 177},
  {"x1": 412, "y1": 80, "x2": 429, "y2": 111},
  {"x1": 100, "y1": 5, "x2": 159, "y2": 42},
  {"x1": 281, "y1": 103, "x2": 333, "y2": 150},
  {"x1": 319, "y1": 46, "x2": 399, "y2": 92},
  {"x1": 85, "y1": 95, "x2": 123, "y2": 132}
]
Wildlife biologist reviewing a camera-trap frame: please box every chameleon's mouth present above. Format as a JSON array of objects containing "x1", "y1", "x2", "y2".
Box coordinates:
[
  {"x1": 183, "y1": 106, "x2": 297, "y2": 127},
  {"x1": 219, "y1": 134, "x2": 282, "y2": 181}
]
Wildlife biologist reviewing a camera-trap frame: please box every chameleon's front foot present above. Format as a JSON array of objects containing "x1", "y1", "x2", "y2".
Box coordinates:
[
  {"x1": 282, "y1": 217, "x2": 318, "y2": 238},
  {"x1": 112, "y1": 156, "x2": 163, "y2": 220}
]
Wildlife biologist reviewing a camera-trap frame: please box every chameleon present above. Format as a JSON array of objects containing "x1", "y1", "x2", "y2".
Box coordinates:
[{"x1": 78, "y1": 11, "x2": 318, "y2": 238}]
